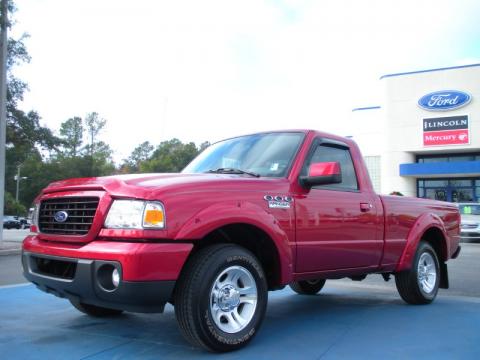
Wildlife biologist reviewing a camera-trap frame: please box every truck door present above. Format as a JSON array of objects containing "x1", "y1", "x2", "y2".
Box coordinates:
[{"x1": 295, "y1": 140, "x2": 383, "y2": 272}]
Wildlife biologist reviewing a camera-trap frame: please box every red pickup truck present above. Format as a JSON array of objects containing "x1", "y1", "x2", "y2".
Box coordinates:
[{"x1": 23, "y1": 130, "x2": 461, "y2": 352}]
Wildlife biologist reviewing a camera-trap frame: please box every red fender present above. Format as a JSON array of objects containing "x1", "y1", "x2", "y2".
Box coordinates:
[
  {"x1": 174, "y1": 201, "x2": 294, "y2": 284},
  {"x1": 395, "y1": 213, "x2": 449, "y2": 272}
]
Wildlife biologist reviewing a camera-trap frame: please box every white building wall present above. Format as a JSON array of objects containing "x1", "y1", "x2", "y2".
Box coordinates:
[{"x1": 351, "y1": 64, "x2": 480, "y2": 197}]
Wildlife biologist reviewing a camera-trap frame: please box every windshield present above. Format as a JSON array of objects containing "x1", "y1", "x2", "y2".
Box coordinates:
[
  {"x1": 182, "y1": 132, "x2": 305, "y2": 178},
  {"x1": 459, "y1": 204, "x2": 480, "y2": 215}
]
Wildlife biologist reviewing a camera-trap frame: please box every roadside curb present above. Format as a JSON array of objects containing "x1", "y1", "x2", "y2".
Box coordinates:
[
  {"x1": 0, "y1": 249, "x2": 22, "y2": 256},
  {"x1": 0, "y1": 241, "x2": 22, "y2": 256}
]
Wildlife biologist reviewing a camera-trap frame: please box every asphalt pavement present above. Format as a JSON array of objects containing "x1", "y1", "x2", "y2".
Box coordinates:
[
  {"x1": 1, "y1": 280, "x2": 479, "y2": 359},
  {"x1": 1, "y1": 232, "x2": 479, "y2": 359},
  {"x1": 0, "y1": 229, "x2": 31, "y2": 255}
]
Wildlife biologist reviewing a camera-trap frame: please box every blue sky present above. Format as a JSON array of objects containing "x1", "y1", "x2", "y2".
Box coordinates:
[{"x1": 13, "y1": 0, "x2": 480, "y2": 162}]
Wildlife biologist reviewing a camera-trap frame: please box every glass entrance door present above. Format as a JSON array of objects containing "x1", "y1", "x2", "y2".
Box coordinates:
[
  {"x1": 451, "y1": 188, "x2": 474, "y2": 202},
  {"x1": 418, "y1": 179, "x2": 478, "y2": 203},
  {"x1": 424, "y1": 188, "x2": 447, "y2": 201}
]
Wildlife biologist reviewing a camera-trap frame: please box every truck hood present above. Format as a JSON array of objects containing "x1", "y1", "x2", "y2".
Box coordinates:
[{"x1": 42, "y1": 173, "x2": 288, "y2": 199}]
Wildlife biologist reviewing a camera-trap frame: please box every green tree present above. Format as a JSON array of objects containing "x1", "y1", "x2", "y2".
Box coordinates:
[
  {"x1": 3, "y1": 1, "x2": 61, "y2": 210},
  {"x1": 4, "y1": 191, "x2": 26, "y2": 215},
  {"x1": 84, "y1": 112, "x2": 106, "y2": 156},
  {"x1": 76, "y1": 112, "x2": 114, "y2": 177},
  {"x1": 121, "y1": 141, "x2": 154, "y2": 173},
  {"x1": 140, "y1": 139, "x2": 200, "y2": 173},
  {"x1": 59, "y1": 117, "x2": 83, "y2": 156},
  {"x1": 199, "y1": 141, "x2": 210, "y2": 152}
]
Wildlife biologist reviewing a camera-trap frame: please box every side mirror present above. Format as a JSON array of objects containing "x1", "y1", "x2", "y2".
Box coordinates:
[{"x1": 300, "y1": 161, "x2": 342, "y2": 188}]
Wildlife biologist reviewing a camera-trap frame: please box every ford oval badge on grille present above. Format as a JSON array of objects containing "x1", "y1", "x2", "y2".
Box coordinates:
[{"x1": 54, "y1": 211, "x2": 69, "y2": 223}]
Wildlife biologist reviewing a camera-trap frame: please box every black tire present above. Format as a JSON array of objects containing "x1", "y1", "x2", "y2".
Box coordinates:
[
  {"x1": 289, "y1": 279, "x2": 326, "y2": 295},
  {"x1": 395, "y1": 241, "x2": 440, "y2": 305},
  {"x1": 174, "y1": 244, "x2": 268, "y2": 352},
  {"x1": 69, "y1": 300, "x2": 124, "y2": 317}
]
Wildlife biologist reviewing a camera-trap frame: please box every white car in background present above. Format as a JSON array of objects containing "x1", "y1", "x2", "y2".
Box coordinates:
[{"x1": 459, "y1": 203, "x2": 480, "y2": 242}]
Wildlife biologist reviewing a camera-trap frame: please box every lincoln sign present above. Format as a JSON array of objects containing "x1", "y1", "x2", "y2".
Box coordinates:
[{"x1": 423, "y1": 115, "x2": 469, "y2": 146}]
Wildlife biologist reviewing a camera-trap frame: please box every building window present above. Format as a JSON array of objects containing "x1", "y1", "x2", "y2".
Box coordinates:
[
  {"x1": 417, "y1": 153, "x2": 480, "y2": 163},
  {"x1": 417, "y1": 178, "x2": 479, "y2": 203},
  {"x1": 364, "y1": 156, "x2": 381, "y2": 192}
]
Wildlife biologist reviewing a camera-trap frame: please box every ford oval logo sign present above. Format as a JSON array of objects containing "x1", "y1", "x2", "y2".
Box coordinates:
[
  {"x1": 54, "y1": 211, "x2": 69, "y2": 223},
  {"x1": 418, "y1": 90, "x2": 471, "y2": 111}
]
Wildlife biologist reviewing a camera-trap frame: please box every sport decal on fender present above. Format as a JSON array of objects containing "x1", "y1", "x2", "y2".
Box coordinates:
[{"x1": 263, "y1": 195, "x2": 292, "y2": 209}]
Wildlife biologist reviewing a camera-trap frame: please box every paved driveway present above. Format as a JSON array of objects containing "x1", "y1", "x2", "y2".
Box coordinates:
[{"x1": 1, "y1": 283, "x2": 478, "y2": 359}]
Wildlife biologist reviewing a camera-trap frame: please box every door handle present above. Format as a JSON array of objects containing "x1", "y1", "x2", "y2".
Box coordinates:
[{"x1": 360, "y1": 203, "x2": 373, "y2": 212}]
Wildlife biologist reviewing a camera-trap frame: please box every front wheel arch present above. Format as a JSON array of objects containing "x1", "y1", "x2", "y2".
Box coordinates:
[{"x1": 184, "y1": 223, "x2": 284, "y2": 290}]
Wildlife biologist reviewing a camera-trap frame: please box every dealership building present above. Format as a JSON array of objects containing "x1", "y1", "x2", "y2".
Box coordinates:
[{"x1": 350, "y1": 63, "x2": 480, "y2": 203}]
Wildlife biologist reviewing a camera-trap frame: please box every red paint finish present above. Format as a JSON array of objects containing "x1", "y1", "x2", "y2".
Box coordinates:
[
  {"x1": 23, "y1": 129, "x2": 461, "y2": 293},
  {"x1": 379, "y1": 195, "x2": 460, "y2": 271},
  {"x1": 23, "y1": 235, "x2": 192, "y2": 281},
  {"x1": 294, "y1": 189, "x2": 383, "y2": 272}
]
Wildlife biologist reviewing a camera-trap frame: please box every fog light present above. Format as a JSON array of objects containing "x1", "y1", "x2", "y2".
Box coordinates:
[
  {"x1": 112, "y1": 268, "x2": 120, "y2": 288},
  {"x1": 97, "y1": 264, "x2": 120, "y2": 291}
]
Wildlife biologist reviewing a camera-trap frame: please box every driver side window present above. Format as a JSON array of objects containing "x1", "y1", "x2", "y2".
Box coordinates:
[{"x1": 307, "y1": 143, "x2": 358, "y2": 191}]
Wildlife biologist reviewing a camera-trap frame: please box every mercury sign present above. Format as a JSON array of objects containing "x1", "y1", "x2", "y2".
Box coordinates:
[
  {"x1": 418, "y1": 90, "x2": 471, "y2": 111},
  {"x1": 423, "y1": 115, "x2": 469, "y2": 146}
]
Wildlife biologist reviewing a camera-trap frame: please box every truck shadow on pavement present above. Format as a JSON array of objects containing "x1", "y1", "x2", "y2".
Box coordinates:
[{"x1": 1, "y1": 285, "x2": 478, "y2": 359}]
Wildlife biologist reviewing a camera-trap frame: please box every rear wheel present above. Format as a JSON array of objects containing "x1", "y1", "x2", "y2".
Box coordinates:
[
  {"x1": 174, "y1": 244, "x2": 268, "y2": 352},
  {"x1": 395, "y1": 242, "x2": 440, "y2": 304},
  {"x1": 70, "y1": 300, "x2": 124, "y2": 317},
  {"x1": 289, "y1": 279, "x2": 326, "y2": 295}
]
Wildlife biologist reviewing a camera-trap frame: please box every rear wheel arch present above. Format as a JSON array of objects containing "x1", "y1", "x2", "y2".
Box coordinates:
[
  {"x1": 396, "y1": 213, "x2": 449, "y2": 272},
  {"x1": 421, "y1": 227, "x2": 447, "y2": 262}
]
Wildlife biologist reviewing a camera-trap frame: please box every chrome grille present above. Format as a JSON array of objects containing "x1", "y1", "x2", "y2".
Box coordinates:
[{"x1": 39, "y1": 197, "x2": 99, "y2": 235}]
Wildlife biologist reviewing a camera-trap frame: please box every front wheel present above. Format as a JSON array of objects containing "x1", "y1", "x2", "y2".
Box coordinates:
[
  {"x1": 174, "y1": 244, "x2": 268, "y2": 352},
  {"x1": 395, "y1": 241, "x2": 440, "y2": 304},
  {"x1": 290, "y1": 279, "x2": 326, "y2": 295}
]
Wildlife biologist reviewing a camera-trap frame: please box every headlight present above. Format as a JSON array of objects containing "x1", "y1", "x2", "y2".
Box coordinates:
[{"x1": 104, "y1": 200, "x2": 166, "y2": 229}]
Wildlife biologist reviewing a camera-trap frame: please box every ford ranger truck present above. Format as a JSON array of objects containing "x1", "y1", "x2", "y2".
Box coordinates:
[{"x1": 22, "y1": 130, "x2": 461, "y2": 352}]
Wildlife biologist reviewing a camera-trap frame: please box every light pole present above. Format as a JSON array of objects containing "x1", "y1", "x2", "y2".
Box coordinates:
[
  {"x1": 0, "y1": 0, "x2": 8, "y2": 245},
  {"x1": 14, "y1": 164, "x2": 27, "y2": 202}
]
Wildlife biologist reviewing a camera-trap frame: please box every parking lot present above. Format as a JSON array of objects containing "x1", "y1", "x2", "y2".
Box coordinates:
[{"x1": 1, "y1": 233, "x2": 479, "y2": 359}]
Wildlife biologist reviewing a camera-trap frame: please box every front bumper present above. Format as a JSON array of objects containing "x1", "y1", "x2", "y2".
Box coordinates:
[
  {"x1": 22, "y1": 236, "x2": 193, "y2": 313},
  {"x1": 23, "y1": 252, "x2": 174, "y2": 313}
]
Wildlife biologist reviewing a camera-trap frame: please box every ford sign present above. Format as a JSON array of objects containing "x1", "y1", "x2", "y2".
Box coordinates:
[{"x1": 418, "y1": 90, "x2": 471, "y2": 111}]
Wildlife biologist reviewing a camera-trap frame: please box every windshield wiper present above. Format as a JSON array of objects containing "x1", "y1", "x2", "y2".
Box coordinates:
[{"x1": 206, "y1": 168, "x2": 261, "y2": 178}]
